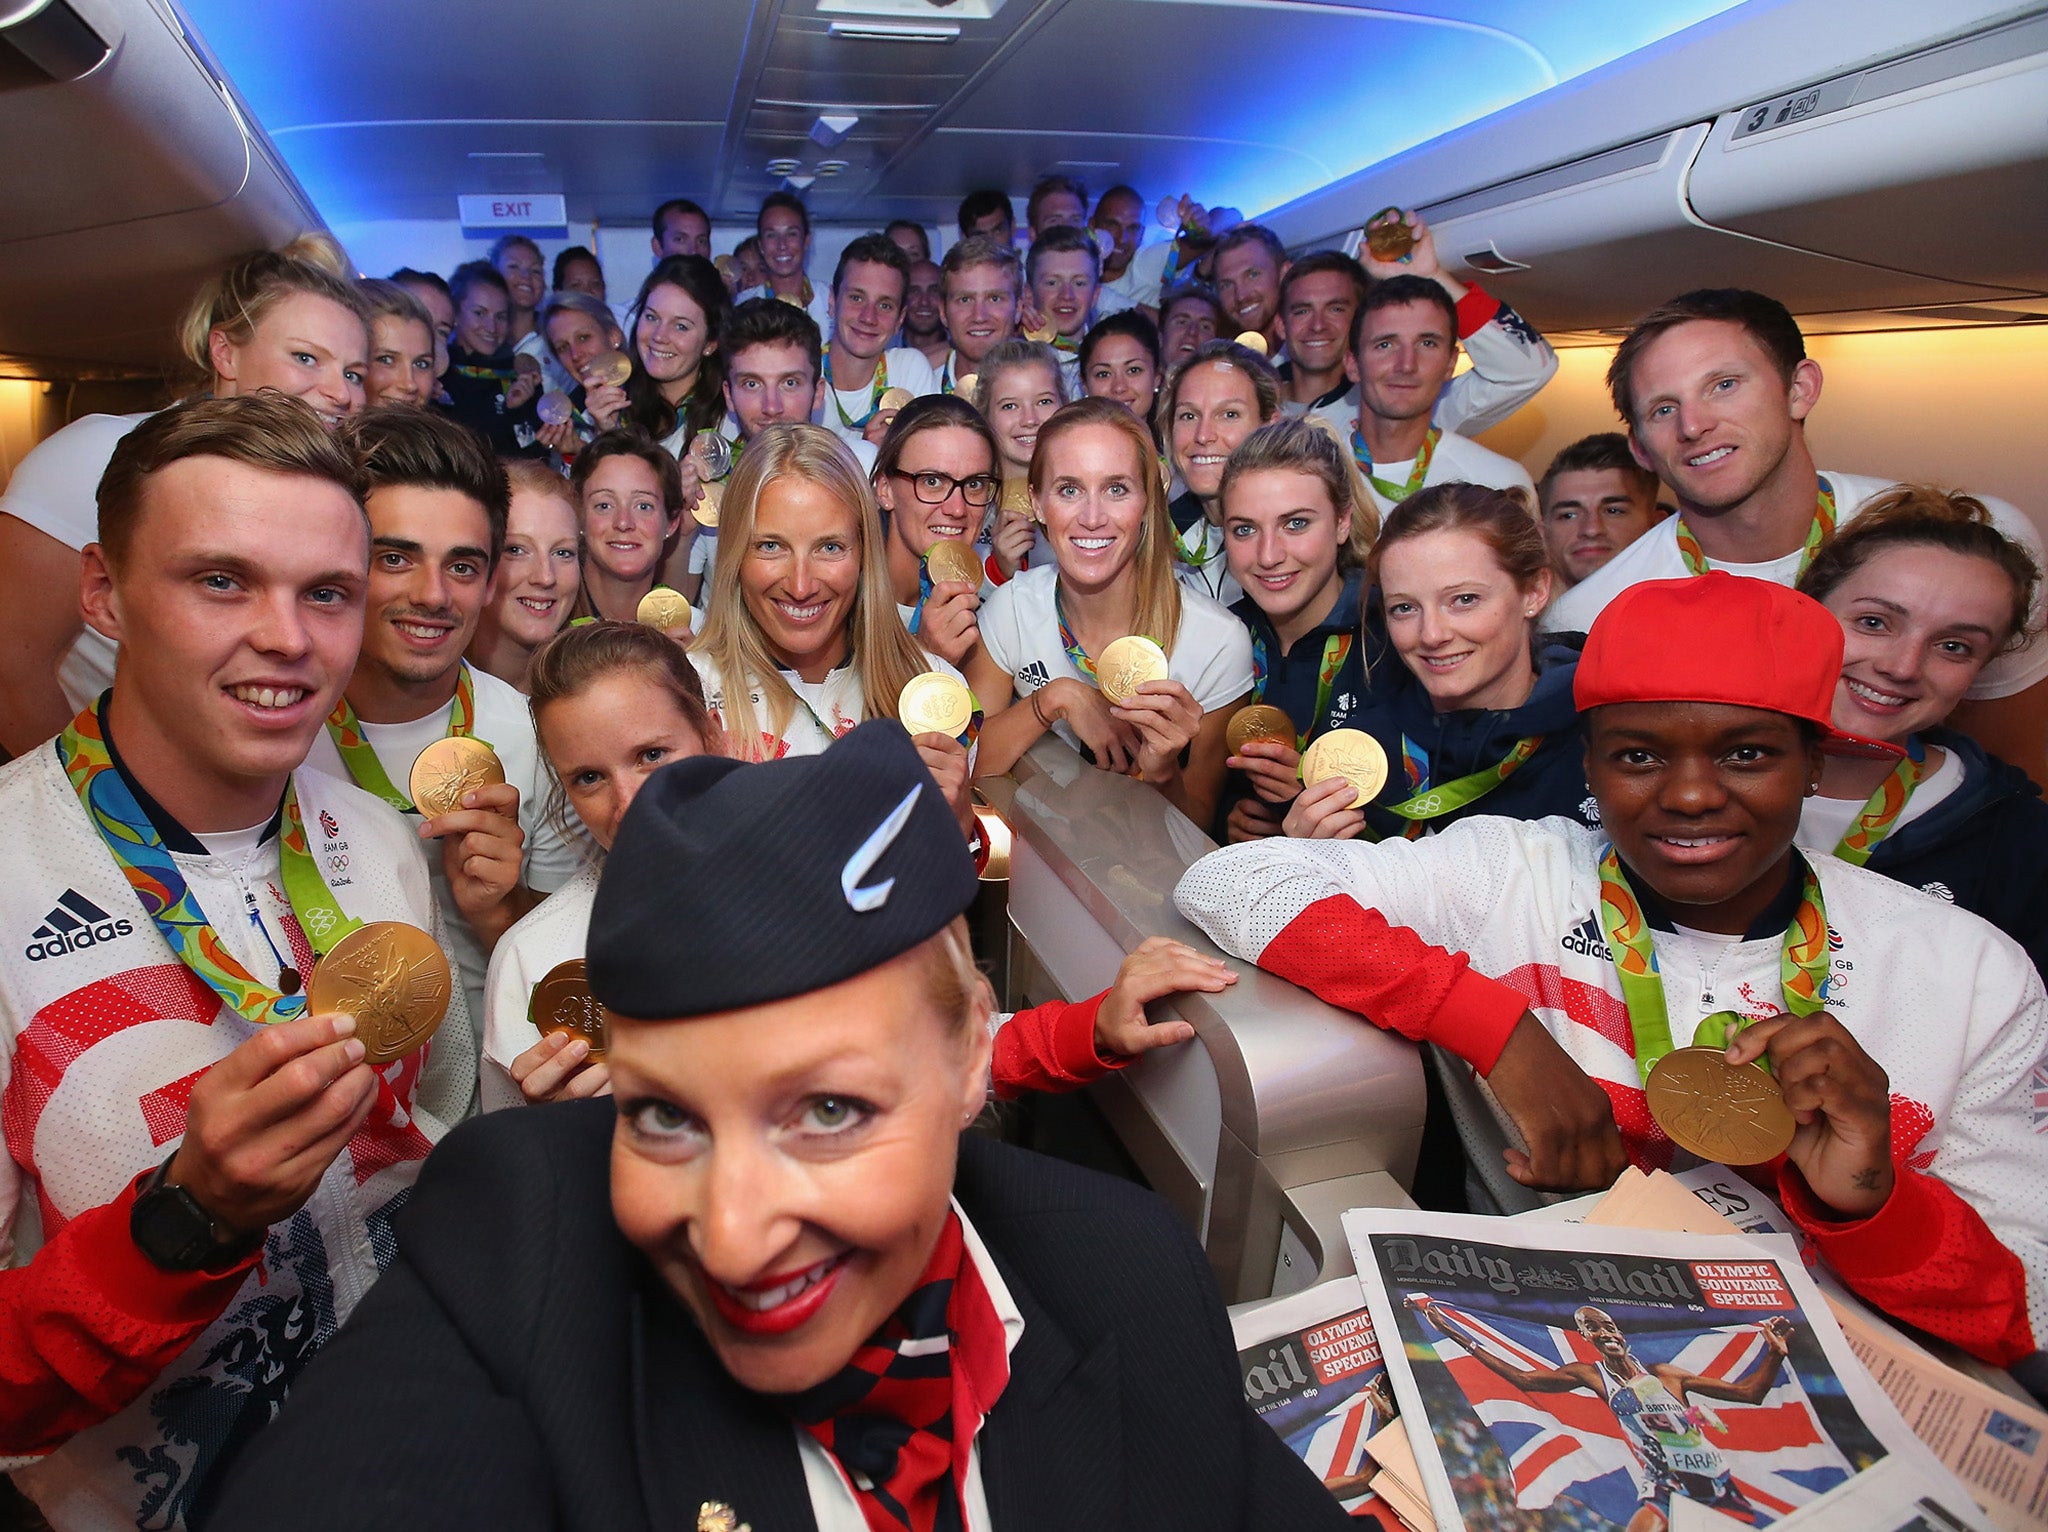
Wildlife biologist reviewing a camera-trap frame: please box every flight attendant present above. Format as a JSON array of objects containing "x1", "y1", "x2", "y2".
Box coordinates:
[
  {"x1": 486, "y1": 625, "x2": 1221, "y2": 1113},
  {"x1": 568, "y1": 427, "x2": 691, "y2": 627},
  {"x1": 1161, "y1": 338, "x2": 1282, "y2": 607},
  {"x1": 1795, "y1": 486, "x2": 2048, "y2": 979},
  {"x1": 976, "y1": 398, "x2": 1255, "y2": 831},
  {"x1": 1284, "y1": 483, "x2": 1595, "y2": 842},
  {"x1": 1214, "y1": 420, "x2": 1379, "y2": 843},
  {"x1": 206, "y1": 720, "x2": 1348, "y2": 1532},
  {"x1": 688, "y1": 423, "x2": 977, "y2": 826},
  {"x1": 0, "y1": 235, "x2": 369, "y2": 753},
  {"x1": 1180, "y1": 574, "x2": 2048, "y2": 1366},
  {"x1": 467, "y1": 460, "x2": 583, "y2": 692}
]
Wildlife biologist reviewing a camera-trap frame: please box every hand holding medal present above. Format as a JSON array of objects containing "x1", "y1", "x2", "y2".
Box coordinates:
[
  {"x1": 1225, "y1": 704, "x2": 1305, "y2": 806},
  {"x1": 410, "y1": 737, "x2": 529, "y2": 935},
  {"x1": 898, "y1": 672, "x2": 978, "y2": 828},
  {"x1": 510, "y1": 958, "x2": 614, "y2": 1104},
  {"x1": 306, "y1": 922, "x2": 452, "y2": 1066}
]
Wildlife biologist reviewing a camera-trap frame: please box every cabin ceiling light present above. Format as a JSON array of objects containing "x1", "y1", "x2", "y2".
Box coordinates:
[
  {"x1": 816, "y1": 160, "x2": 850, "y2": 175},
  {"x1": 766, "y1": 157, "x2": 803, "y2": 175},
  {"x1": 826, "y1": 19, "x2": 959, "y2": 42}
]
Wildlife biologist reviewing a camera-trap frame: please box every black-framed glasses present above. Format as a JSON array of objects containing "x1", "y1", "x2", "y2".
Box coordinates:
[{"x1": 886, "y1": 468, "x2": 999, "y2": 507}]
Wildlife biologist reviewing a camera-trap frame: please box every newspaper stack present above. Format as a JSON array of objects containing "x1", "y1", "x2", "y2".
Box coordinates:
[{"x1": 1344, "y1": 1205, "x2": 1990, "y2": 1530}]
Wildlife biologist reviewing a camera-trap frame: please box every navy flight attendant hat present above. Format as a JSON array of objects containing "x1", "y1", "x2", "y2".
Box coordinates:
[{"x1": 587, "y1": 719, "x2": 980, "y2": 1019}]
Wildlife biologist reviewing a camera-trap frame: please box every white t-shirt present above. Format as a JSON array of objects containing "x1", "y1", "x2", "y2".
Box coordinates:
[
  {"x1": 1168, "y1": 519, "x2": 1244, "y2": 608},
  {"x1": 736, "y1": 281, "x2": 833, "y2": 330},
  {"x1": 1355, "y1": 428, "x2": 1536, "y2": 519},
  {"x1": 301, "y1": 663, "x2": 584, "y2": 1047},
  {"x1": 688, "y1": 531, "x2": 720, "y2": 611},
  {"x1": 514, "y1": 327, "x2": 575, "y2": 398},
  {"x1": 1798, "y1": 746, "x2": 1964, "y2": 856},
  {"x1": 818, "y1": 346, "x2": 941, "y2": 452},
  {"x1": 480, "y1": 861, "x2": 597, "y2": 1113},
  {"x1": 1095, "y1": 240, "x2": 1172, "y2": 318},
  {"x1": 691, "y1": 646, "x2": 969, "y2": 759},
  {"x1": 0, "y1": 411, "x2": 155, "y2": 712},
  {"x1": 1543, "y1": 472, "x2": 2048, "y2": 701},
  {"x1": 978, "y1": 564, "x2": 1255, "y2": 751}
]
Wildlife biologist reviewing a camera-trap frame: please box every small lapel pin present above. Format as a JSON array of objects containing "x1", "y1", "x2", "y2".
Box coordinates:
[{"x1": 698, "y1": 1502, "x2": 751, "y2": 1532}]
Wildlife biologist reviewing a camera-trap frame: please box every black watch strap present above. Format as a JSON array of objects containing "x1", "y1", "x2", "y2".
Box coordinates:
[{"x1": 130, "y1": 1153, "x2": 264, "y2": 1273}]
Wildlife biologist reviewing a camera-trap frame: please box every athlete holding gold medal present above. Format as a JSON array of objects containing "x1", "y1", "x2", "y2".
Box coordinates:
[
  {"x1": 0, "y1": 396, "x2": 467, "y2": 1525},
  {"x1": 1181, "y1": 573, "x2": 2048, "y2": 1366}
]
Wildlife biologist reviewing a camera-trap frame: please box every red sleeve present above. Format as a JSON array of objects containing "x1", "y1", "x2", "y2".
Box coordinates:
[
  {"x1": 991, "y1": 993, "x2": 1128, "y2": 1100},
  {"x1": 0, "y1": 1178, "x2": 256, "y2": 1457},
  {"x1": 1779, "y1": 1159, "x2": 2037, "y2": 1366},
  {"x1": 1454, "y1": 284, "x2": 1501, "y2": 339},
  {"x1": 983, "y1": 551, "x2": 1011, "y2": 586},
  {"x1": 1257, "y1": 894, "x2": 1530, "y2": 1074}
]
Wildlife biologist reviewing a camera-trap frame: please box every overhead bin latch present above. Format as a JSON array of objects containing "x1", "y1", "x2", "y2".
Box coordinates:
[
  {"x1": 0, "y1": 0, "x2": 110, "y2": 82},
  {"x1": 1460, "y1": 243, "x2": 1531, "y2": 275}
]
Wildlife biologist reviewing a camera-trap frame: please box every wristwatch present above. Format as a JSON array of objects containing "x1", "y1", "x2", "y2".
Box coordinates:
[{"x1": 129, "y1": 1153, "x2": 265, "y2": 1273}]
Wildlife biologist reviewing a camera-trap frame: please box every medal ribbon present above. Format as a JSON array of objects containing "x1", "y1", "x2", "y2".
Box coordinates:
[
  {"x1": 1832, "y1": 737, "x2": 1926, "y2": 867},
  {"x1": 58, "y1": 710, "x2": 361, "y2": 1027},
  {"x1": 1351, "y1": 427, "x2": 1439, "y2": 505},
  {"x1": 1378, "y1": 733, "x2": 1543, "y2": 837},
  {"x1": 324, "y1": 664, "x2": 477, "y2": 813},
  {"x1": 1250, "y1": 629, "x2": 1353, "y2": 748},
  {"x1": 823, "y1": 344, "x2": 889, "y2": 429},
  {"x1": 1676, "y1": 483, "x2": 1838, "y2": 579},
  {"x1": 1595, "y1": 847, "x2": 1829, "y2": 1082},
  {"x1": 1054, "y1": 588, "x2": 1098, "y2": 683}
]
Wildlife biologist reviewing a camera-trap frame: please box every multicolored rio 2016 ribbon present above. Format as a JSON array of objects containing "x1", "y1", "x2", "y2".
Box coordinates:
[
  {"x1": 1676, "y1": 482, "x2": 1838, "y2": 579},
  {"x1": 822, "y1": 344, "x2": 888, "y2": 429},
  {"x1": 1250, "y1": 629, "x2": 1352, "y2": 749},
  {"x1": 325, "y1": 664, "x2": 478, "y2": 813},
  {"x1": 1373, "y1": 733, "x2": 1543, "y2": 839},
  {"x1": 58, "y1": 708, "x2": 361, "y2": 1027},
  {"x1": 1832, "y1": 738, "x2": 1926, "y2": 867},
  {"x1": 1351, "y1": 426, "x2": 1440, "y2": 506},
  {"x1": 1595, "y1": 845, "x2": 1830, "y2": 1081}
]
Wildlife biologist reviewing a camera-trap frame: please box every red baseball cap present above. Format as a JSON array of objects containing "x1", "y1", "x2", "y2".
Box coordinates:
[{"x1": 1574, "y1": 572, "x2": 1902, "y2": 759}]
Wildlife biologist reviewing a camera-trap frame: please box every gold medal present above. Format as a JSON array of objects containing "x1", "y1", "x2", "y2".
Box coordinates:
[
  {"x1": 974, "y1": 798, "x2": 1011, "y2": 882},
  {"x1": 952, "y1": 371, "x2": 978, "y2": 399},
  {"x1": 998, "y1": 478, "x2": 1031, "y2": 517},
  {"x1": 1645, "y1": 1047, "x2": 1796, "y2": 1165},
  {"x1": 1299, "y1": 728, "x2": 1388, "y2": 808},
  {"x1": 529, "y1": 958, "x2": 606, "y2": 1059},
  {"x1": 693, "y1": 478, "x2": 723, "y2": 528},
  {"x1": 1226, "y1": 704, "x2": 1295, "y2": 754},
  {"x1": 636, "y1": 586, "x2": 693, "y2": 631},
  {"x1": 1097, "y1": 635, "x2": 1169, "y2": 705},
  {"x1": 584, "y1": 350, "x2": 633, "y2": 388},
  {"x1": 1024, "y1": 324, "x2": 1055, "y2": 344},
  {"x1": 307, "y1": 921, "x2": 450, "y2": 1066},
  {"x1": 898, "y1": 671, "x2": 975, "y2": 738},
  {"x1": 1364, "y1": 208, "x2": 1417, "y2": 263},
  {"x1": 408, "y1": 736, "x2": 507, "y2": 818},
  {"x1": 878, "y1": 386, "x2": 914, "y2": 413},
  {"x1": 777, "y1": 293, "x2": 806, "y2": 310},
  {"x1": 922, "y1": 538, "x2": 982, "y2": 587},
  {"x1": 1233, "y1": 330, "x2": 1270, "y2": 357},
  {"x1": 713, "y1": 255, "x2": 736, "y2": 283}
]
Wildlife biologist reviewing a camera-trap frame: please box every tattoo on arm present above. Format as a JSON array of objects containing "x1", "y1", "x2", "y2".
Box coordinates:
[{"x1": 1852, "y1": 1168, "x2": 1881, "y2": 1191}]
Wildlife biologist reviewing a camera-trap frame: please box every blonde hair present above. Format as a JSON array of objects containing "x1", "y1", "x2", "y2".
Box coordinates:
[
  {"x1": 920, "y1": 917, "x2": 994, "y2": 1044},
  {"x1": 1029, "y1": 397, "x2": 1184, "y2": 655},
  {"x1": 1220, "y1": 417, "x2": 1379, "y2": 567},
  {"x1": 698, "y1": 423, "x2": 936, "y2": 758},
  {"x1": 177, "y1": 234, "x2": 367, "y2": 388}
]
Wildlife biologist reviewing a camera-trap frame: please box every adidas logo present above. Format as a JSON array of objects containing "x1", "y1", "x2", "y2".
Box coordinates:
[
  {"x1": 1018, "y1": 661, "x2": 1052, "y2": 691},
  {"x1": 1559, "y1": 913, "x2": 1611, "y2": 960},
  {"x1": 26, "y1": 890, "x2": 135, "y2": 961}
]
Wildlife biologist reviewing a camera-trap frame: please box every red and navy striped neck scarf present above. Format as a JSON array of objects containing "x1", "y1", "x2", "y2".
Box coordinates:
[{"x1": 785, "y1": 1213, "x2": 1011, "y2": 1532}]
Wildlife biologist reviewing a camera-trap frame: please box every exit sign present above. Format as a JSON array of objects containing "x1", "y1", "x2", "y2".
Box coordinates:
[{"x1": 458, "y1": 194, "x2": 568, "y2": 231}]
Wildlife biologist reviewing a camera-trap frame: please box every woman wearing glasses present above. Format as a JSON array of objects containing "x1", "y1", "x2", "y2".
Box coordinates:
[{"x1": 874, "y1": 396, "x2": 1011, "y2": 700}]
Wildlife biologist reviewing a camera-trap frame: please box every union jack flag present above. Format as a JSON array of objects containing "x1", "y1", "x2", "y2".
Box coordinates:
[
  {"x1": 1410, "y1": 1298, "x2": 1855, "y2": 1527},
  {"x1": 2030, "y1": 1064, "x2": 2048, "y2": 1134}
]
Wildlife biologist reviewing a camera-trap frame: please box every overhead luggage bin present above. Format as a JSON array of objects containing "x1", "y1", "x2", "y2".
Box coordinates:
[{"x1": 986, "y1": 740, "x2": 1425, "y2": 1307}]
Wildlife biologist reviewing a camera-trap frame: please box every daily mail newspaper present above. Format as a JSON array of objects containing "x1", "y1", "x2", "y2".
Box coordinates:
[
  {"x1": 1232, "y1": 1275, "x2": 1400, "y2": 1521},
  {"x1": 1345, "y1": 1209, "x2": 1988, "y2": 1531}
]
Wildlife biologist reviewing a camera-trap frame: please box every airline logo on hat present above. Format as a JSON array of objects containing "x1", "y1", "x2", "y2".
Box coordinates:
[{"x1": 842, "y1": 783, "x2": 923, "y2": 913}]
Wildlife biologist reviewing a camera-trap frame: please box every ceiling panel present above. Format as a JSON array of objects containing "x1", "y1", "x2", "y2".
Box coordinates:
[{"x1": 172, "y1": 0, "x2": 1753, "y2": 232}]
